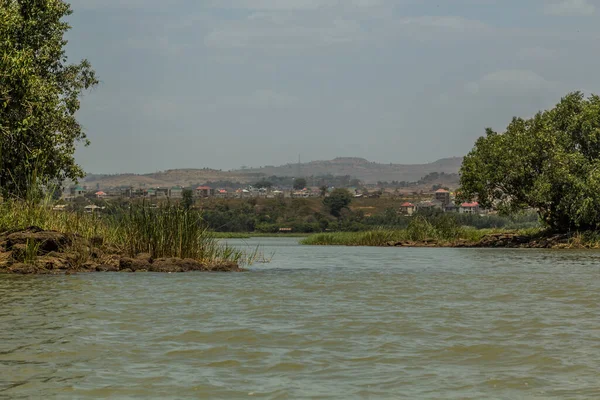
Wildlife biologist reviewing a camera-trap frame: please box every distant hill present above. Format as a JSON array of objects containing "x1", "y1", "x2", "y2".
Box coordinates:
[
  {"x1": 83, "y1": 157, "x2": 463, "y2": 188},
  {"x1": 238, "y1": 157, "x2": 464, "y2": 184}
]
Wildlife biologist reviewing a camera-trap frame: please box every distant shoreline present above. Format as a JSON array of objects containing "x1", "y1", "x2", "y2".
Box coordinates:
[{"x1": 300, "y1": 231, "x2": 596, "y2": 249}]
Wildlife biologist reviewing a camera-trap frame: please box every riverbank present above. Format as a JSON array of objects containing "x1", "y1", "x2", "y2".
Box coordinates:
[
  {"x1": 212, "y1": 232, "x2": 310, "y2": 239},
  {"x1": 0, "y1": 201, "x2": 253, "y2": 274},
  {"x1": 301, "y1": 229, "x2": 600, "y2": 249},
  {"x1": 0, "y1": 226, "x2": 242, "y2": 274}
]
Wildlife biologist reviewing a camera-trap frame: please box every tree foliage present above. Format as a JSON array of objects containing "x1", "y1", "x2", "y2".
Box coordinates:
[
  {"x1": 0, "y1": 0, "x2": 98, "y2": 197},
  {"x1": 323, "y1": 188, "x2": 352, "y2": 218},
  {"x1": 181, "y1": 189, "x2": 194, "y2": 210},
  {"x1": 458, "y1": 92, "x2": 600, "y2": 232},
  {"x1": 293, "y1": 177, "x2": 307, "y2": 190}
]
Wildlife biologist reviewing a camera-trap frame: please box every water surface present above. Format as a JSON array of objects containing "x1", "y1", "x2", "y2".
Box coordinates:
[{"x1": 1, "y1": 238, "x2": 599, "y2": 399}]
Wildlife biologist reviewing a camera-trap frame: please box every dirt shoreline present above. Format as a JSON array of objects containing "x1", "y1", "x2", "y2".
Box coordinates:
[
  {"x1": 0, "y1": 227, "x2": 242, "y2": 275},
  {"x1": 384, "y1": 233, "x2": 578, "y2": 249}
]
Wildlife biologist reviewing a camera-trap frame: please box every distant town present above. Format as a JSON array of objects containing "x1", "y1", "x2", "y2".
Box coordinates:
[{"x1": 60, "y1": 182, "x2": 483, "y2": 216}]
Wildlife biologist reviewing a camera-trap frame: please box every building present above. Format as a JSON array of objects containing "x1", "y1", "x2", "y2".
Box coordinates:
[
  {"x1": 215, "y1": 189, "x2": 228, "y2": 198},
  {"x1": 444, "y1": 203, "x2": 459, "y2": 213},
  {"x1": 84, "y1": 204, "x2": 105, "y2": 213},
  {"x1": 416, "y1": 200, "x2": 443, "y2": 212},
  {"x1": 169, "y1": 186, "x2": 183, "y2": 198},
  {"x1": 71, "y1": 185, "x2": 86, "y2": 198},
  {"x1": 95, "y1": 191, "x2": 106, "y2": 199},
  {"x1": 196, "y1": 186, "x2": 214, "y2": 198},
  {"x1": 399, "y1": 202, "x2": 415, "y2": 216},
  {"x1": 460, "y1": 202, "x2": 480, "y2": 214},
  {"x1": 155, "y1": 188, "x2": 169, "y2": 198},
  {"x1": 434, "y1": 189, "x2": 451, "y2": 206}
]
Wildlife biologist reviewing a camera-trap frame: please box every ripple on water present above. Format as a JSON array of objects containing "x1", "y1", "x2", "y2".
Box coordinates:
[{"x1": 1, "y1": 242, "x2": 600, "y2": 398}]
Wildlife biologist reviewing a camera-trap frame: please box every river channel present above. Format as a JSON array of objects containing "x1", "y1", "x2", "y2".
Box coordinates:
[{"x1": 1, "y1": 238, "x2": 599, "y2": 399}]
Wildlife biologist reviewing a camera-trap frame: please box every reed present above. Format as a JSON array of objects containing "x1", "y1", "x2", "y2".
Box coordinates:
[
  {"x1": 0, "y1": 199, "x2": 260, "y2": 266},
  {"x1": 301, "y1": 224, "x2": 545, "y2": 247}
]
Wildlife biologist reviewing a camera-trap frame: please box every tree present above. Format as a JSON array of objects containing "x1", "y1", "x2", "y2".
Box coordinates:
[
  {"x1": 319, "y1": 185, "x2": 328, "y2": 197},
  {"x1": 293, "y1": 178, "x2": 307, "y2": 190},
  {"x1": 0, "y1": 0, "x2": 98, "y2": 198},
  {"x1": 323, "y1": 188, "x2": 352, "y2": 218},
  {"x1": 458, "y1": 92, "x2": 600, "y2": 232},
  {"x1": 255, "y1": 180, "x2": 273, "y2": 189},
  {"x1": 181, "y1": 189, "x2": 194, "y2": 210}
]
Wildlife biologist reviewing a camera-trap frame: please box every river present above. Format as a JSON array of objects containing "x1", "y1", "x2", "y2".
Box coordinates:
[{"x1": 1, "y1": 238, "x2": 599, "y2": 399}]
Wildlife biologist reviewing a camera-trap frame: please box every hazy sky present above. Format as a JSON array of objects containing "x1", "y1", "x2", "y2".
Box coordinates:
[{"x1": 67, "y1": 0, "x2": 600, "y2": 173}]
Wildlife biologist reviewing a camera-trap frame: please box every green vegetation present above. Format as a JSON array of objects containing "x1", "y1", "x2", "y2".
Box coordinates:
[
  {"x1": 323, "y1": 188, "x2": 353, "y2": 218},
  {"x1": 1, "y1": 0, "x2": 98, "y2": 197},
  {"x1": 199, "y1": 196, "x2": 540, "y2": 233},
  {"x1": 181, "y1": 188, "x2": 194, "y2": 210},
  {"x1": 293, "y1": 178, "x2": 307, "y2": 190},
  {"x1": 0, "y1": 199, "x2": 260, "y2": 266},
  {"x1": 22, "y1": 238, "x2": 41, "y2": 264},
  {"x1": 459, "y1": 92, "x2": 600, "y2": 232},
  {"x1": 301, "y1": 215, "x2": 511, "y2": 246}
]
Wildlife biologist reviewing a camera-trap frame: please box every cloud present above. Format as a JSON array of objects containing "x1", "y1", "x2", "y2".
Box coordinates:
[
  {"x1": 544, "y1": 0, "x2": 596, "y2": 16},
  {"x1": 206, "y1": 0, "x2": 383, "y2": 10},
  {"x1": 516, "y1": 46, "x2": 558, "y2": 61},
  {"x1": 389, "y1": 16, "x2": 492, "y2": 40},
  {"x1": 216, "y1": 90, "x2": 299, "y2": 109},
  {"x1": 204, "y1": 13, "x2": 363, "y2": 49},
  {"x1": 73, "y1": 0, "x2": 182, "y2": 10},
  {"x1": 398, "y1": 15, "x2": 489, "y2": 32},
  {"x1": 465, "y1": 70, "x2": 557, "y2": 95}
]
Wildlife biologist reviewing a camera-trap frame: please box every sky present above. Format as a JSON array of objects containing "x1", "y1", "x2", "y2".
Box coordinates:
[{"x1": 66, "y1": 0, "x2": 600, "y2": 174}]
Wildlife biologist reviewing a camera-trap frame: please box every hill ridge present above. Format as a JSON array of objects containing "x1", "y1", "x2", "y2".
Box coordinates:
[{"x1": 83, "y1": 157, "x2": 463, "y2": 188}]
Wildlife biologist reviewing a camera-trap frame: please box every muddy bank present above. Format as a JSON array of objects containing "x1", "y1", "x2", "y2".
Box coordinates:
[
  {"x1": 0, "y1": 227, "x2": 242, "y2": 275},
  {"x1": 385, "y1": 233, "x2": 576, "y2": 249}
]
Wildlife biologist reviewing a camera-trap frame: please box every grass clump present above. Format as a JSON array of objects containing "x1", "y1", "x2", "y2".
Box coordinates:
[
  {"x1": 301, "y1": 215, "x2": 545, "y2": 247},
  {"x1": 0, "y1": 199, "x2": 260, "y2": 266}
]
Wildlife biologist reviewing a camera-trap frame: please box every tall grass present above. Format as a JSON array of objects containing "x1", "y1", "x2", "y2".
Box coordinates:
[
  {"x1": 111, "y1": 202, "x2": 247, "y2": 263},
  {"x1": 301, "y1": 216, "x2": 544, "y2": 247},
  {"x1": 0, "y1": 199, "x2": 259, "y2": 265}
]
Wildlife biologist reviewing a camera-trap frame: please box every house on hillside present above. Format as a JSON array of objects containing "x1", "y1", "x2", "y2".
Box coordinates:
[
  {"x1": 416, "y1": 200, "x2": 443, "y2": 212},
  {"x1": 156, "y1": 188, "x2": 169, "y2": 198},
  {"x1": 169, "y1": 186, "x2": 183, "y2": 198},
  {"x1": 460, "y1": 202, "x2": 480, "y2": 214},
  {"x1": 215, "y1": 189, "x2": 228, "y2": 198},
  {"x1": 399, "y1": 202, "x2": 415, "y2": 216},
  {"x1": 95, "y1": 191, "x2": 106, "y2": 199},
  {"x1": 196, "y1": 186, "x2": 214, "y2": 198},
  {"x1": 444, "y1": 202, "x2": 459, "y2": 213},
  {"x1": 71, "y1": 185, "x2": 86, "y2": 198},
  {"x1": 434, "y1": 188, "x2": 451, "y2": 206},
  {"x1": 84, "y1": 204, "x2": 105, "y2": 213}
]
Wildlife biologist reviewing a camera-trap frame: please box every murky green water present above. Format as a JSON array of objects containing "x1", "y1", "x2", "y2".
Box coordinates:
[{"x1": 1, "y1": 238, "x2": 599, "y2": 399}]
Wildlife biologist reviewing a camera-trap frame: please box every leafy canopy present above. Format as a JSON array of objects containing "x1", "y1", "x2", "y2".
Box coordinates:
[
  {"x1": 458, "y1": 92, "x2": 600, "y2": 232},
  {"x1": 0, "y1": 0, "x2": 98, "y2": 197},
  {"x1": 293, "y1": 178, "x2": 307, "y2": 190},
  {"x1": 323, "y1": 188, "x2": 353, "y2": 218}
]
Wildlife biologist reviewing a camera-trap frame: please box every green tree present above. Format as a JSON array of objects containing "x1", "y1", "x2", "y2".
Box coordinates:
[
  {"x1": 181, "y1": 189, "x2": 194, "y2": 210},
  {"x1": 323, "y1": 188, "x2": 353, "y2": 218},
  {"x1": 458, "y1": 91, "x2": 600, "y2": 232},
  {"x1": 255, "y1": 180, "x2": 273, "y2": 189},
  {"x1": 0, "y1": 0, "x2": 98, "y2": 198},
  {"x1": 319, "y1": 185, "x2": 328, "y2": 197},
  {"x1": 293, "y1": 178, "x2": 307, "y2": 190}
]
